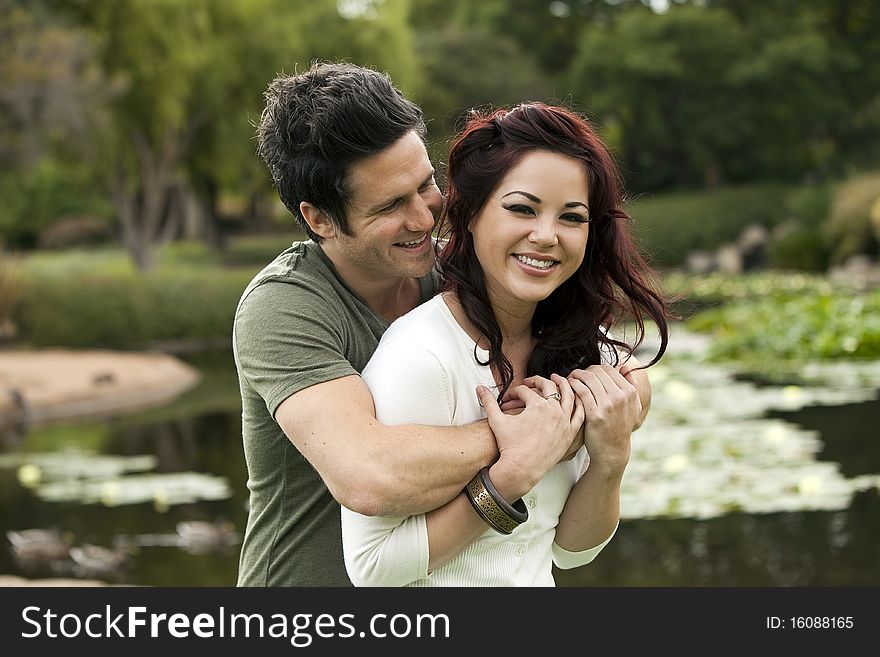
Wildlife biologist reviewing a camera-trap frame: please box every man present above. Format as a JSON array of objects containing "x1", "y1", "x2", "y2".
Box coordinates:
[{"x1": 234, "y1": 61, "x2": 649, "y2": 586}]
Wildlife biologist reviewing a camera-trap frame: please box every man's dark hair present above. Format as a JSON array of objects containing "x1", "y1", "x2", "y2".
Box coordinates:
[{"x1": 256, "y1": 61, "x2": 426, "y2": 242}]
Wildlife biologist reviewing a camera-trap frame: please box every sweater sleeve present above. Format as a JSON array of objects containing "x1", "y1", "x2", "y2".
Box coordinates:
[
  {"x1": 551, "y1": 521, "x2": 619, "y2": 570},
  {"x1": 341, "y1": 338, "x2": 454, "y2": 587}
]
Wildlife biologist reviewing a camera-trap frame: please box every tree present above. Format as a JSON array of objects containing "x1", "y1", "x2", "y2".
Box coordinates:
[
  {"x1": 568, "y1": 4, "x2": 749, "y2": 190},
  {"x1": 189, "y1": 0, "x2": 422, "y2": 239},
  {"x1": 74, "y1": 0, "x2": 421, "y2": 270},
  {"x1": 415, "y1": 25, "x2": 551, "y2": 151},
  {"x1": 566, "y1": 1, "x2": 872, "y2": 191},
  {"x1": 709, "y1": 0, "x2": 880, "y2": 174},
  {"x1": 409, "y1": 0, "x2": 649, "y2": 75},
  {"x1": 0, "y1": 2, "x2": 119, "y2": 247}
]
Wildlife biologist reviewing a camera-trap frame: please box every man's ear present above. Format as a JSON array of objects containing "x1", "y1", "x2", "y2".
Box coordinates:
[{"x1": 300, "y1": 202, "x2": 336, "y2": 240}]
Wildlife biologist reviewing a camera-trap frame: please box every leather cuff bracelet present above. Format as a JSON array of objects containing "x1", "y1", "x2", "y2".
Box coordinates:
[{"x1": 464, "y1": 467, "x2": 529, "y2": 535}]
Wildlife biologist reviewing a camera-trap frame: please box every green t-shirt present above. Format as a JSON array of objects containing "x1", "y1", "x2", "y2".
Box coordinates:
[{"x1": 233, "y1": 240, "x2": 439, "y2": 586}]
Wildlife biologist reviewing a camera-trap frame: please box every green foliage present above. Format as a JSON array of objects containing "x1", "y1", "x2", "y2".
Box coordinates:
[
  {"x1": 220, "y1": 233, "x2": 302, "y2": 267},
  {"x1": 14, "y1": 236, "x2": 303, "y2": 349},
  {"x1": 415, "y1": 25, "x2": 551, "y2": 148},
  {"x1": 663, "y1": 271, "x2": 844, "y2": 306},
  {"x1": 688, "y1": 288, "x2": 880, "y2": 361},
  {"x1": 0, "y1": 250, "x2": 22, "y2": 328},
  {"x1": 675, "y1": 270, "x2": 880, "y2": 363},
  {"x1": 765, "y1": 184, "x2": 832, "y2": 271},
  {"x1": 786, "y1": 184, "x2": 833, "y2": 230},
  {"x1": 16, "y1": 260, "x2": 254, "y2": 349},
  {"x1": 159, "y1": 241, "x2": 223, "y2": 268},
  {"x1": 409, "y1": 0, "x2": 642, "y2": 74},
  {"x1": 0, "y1": 3, "x2": 118, "y2": 170},
  {"x1": 567, "y1": 2, "x2": 879, "y2": 191},
  {"x1": 713, "y1": 0, "x2": 880, "y2": 171},
  {"x1": 823, "y1": 171, "x2": 880, "y2": 264},
  {"x1": 0, "y1": 160, "x2": 112, "y2": 249},
  {"x1": 21, "y1": 247, "x2": 137, "y2": 278},
  {"x1": 4, "y1": 0, "x2": 879, "y2": 273},
  {"x1": 187, "y1": 0, "x2": 421, "y2": 196},
  {"x1": 568, "y1": 5, "x2": 751, "y2": 190},
  {"x1": 628, "y1": 183, "x2": 792, "y2": 266},
  {"x1": 767, "y1": 226, "x2": 829, "y2": 272}
]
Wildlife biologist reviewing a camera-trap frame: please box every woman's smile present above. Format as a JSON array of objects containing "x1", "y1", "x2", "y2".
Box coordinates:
[{"x1": 470, "y1": 149, "x2": 591, "y2": 310}]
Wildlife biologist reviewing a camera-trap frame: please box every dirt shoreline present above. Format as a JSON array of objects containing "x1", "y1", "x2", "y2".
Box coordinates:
[{"x1": 0, "y1": 349, "x2": 201, "y2": 430}]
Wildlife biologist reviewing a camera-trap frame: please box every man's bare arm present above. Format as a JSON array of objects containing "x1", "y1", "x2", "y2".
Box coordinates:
[{"x1": 275, "y1": 374, "x2": 498, "y2": 517}]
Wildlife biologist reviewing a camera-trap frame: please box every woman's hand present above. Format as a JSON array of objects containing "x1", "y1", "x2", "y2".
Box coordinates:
[
  {"x1": 500, "y1": 377, "x2": 583, "y2": 461},
  {"x1": 567, "y1": 365, "x2": 640, "y2": 478}
]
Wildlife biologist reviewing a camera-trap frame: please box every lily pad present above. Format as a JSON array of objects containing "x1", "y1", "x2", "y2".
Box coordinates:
[
  {"x1": 35, "y1": 471, "x2": 232, "y2": 506},
  {"x1": 0, "y1": 448, "x2": 231, "y2": 507},
  {"x1": 620, "y1": 329, "x2": 880, "y2": 520}
]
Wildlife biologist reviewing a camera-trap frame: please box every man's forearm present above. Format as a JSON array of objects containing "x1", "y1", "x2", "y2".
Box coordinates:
[
  {"x1": 356, "y1": 419, "x2": 498, "y2": 517},
  {"x1": 277, "y1": 375, "x2": 498, "y2": 517}
]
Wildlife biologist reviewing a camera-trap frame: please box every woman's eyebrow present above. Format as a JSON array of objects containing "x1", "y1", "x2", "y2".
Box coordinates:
[
  {"x1": 501, "y1": 190, "x2": 540, "y2": 202},
  {"x1": 502, "y1": 191, "x2": 589, "y2": 209}
]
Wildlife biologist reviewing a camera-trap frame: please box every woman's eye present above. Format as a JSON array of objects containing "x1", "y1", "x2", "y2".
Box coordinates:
[
  {"x1": 561, "y1": 213, "x2": 590, "y2": 224},
  {"x1": 505, "y1": 204, "x2": 535, "y2": 215}
]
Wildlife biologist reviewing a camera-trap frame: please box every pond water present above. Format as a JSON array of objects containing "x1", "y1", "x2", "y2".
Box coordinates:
[{"x1": 1, "y1": 342, "x2": 878, "y2": 587}]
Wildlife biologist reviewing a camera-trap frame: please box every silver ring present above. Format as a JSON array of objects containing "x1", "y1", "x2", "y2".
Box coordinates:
[{"x1": 545, "y1": 392, "x2": 561, "y2": 401}]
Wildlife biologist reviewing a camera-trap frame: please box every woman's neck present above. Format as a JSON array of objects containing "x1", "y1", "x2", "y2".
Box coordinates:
[{"x1": 442, "y1": 291, "x2": 536, "y2": 385}]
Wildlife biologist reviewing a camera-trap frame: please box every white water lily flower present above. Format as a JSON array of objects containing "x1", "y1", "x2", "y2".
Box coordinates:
[
  {"x1": 662, "y1": 454, "x2": 689, "y2": 474},
  {"x1": 798, "y1": 475, "x2": 824, "y2": 496},
  {"x1": 664, "y1": 380, "x2": 696, "y2": 402},
  {"x1": 17, "y1": 463, "x2": 41, "y2": 488}
]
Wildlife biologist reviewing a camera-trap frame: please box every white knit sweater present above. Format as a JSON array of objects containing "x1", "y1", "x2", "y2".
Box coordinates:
[{"x1": 341, "y1": 295, "x2": 616, "y2": 587}]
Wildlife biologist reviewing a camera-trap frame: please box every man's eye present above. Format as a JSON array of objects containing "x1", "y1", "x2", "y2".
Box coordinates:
[
  {"x1": 381, "y1": 199, "x2": 402, "y2": 212},
  {"x1": 504, "y1": 204, "x2": 535, "y2": 215}
]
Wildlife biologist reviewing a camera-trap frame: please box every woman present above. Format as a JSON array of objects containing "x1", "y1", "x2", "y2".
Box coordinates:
[{"x1": 341, "y1": 102, "x2": 670, "y2": 586}]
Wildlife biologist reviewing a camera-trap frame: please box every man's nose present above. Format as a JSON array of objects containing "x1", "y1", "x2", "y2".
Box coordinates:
[{"x1": 409, "y1": 188, "x2": 440, "y2": 231}]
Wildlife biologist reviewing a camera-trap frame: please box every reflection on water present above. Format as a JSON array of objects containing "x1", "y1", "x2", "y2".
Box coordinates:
[
  {"x1": 1, "y1": 351, "x2": 878, "y2": 586},
  {"x1": 556, "y1": 489, "x2": 880, "y2": 586},
  {"x1": 0, "y1": 408, "x2": 247, "y2": 586},
  {"x1": 0, "y1": 351, "x2": 248, "y2": 586}
]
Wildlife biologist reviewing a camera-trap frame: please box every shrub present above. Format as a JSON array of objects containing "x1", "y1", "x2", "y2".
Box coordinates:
[
  {"x1": 159, "y1": 241, "x2": 223, "y2": 268},
  {"x1": 38, "y1": 216, "x2": 114, "y2": 250},
  {"x1": 823, "y1": 171, "x2": 880, "y2": 264},
  {"x1": 767, "y1": 225, "x2": 830, "y2": 271},
  {"x1": 0, "y1": 160, "x2": 112, "y2": 249},
  {"x1": 0, "y1": 251, "x2": 23, "y2": 338},
  {"x1": 17, "y1": 266, "x2": 254, "y2": 349},
  {"x1": 221, "y1": 233, "x2": 302, "y2": 266},
  {"x1": 628, "y1": 183, "x2": 792, "y2": 267}
]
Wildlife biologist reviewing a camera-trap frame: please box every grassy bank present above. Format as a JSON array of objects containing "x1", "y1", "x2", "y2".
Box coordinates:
[{"x1": 12, "y1": 236, "x2": 300, "y2": 350}]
